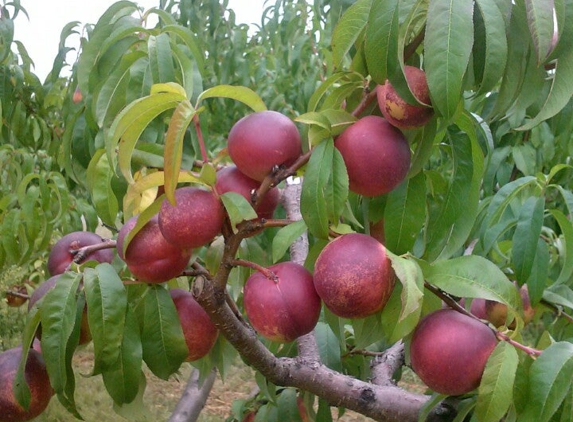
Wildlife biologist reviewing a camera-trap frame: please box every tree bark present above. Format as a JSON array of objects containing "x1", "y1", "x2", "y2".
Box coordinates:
[{"x1": 168, "y1": 368, "x2": 217, "y2": 422}]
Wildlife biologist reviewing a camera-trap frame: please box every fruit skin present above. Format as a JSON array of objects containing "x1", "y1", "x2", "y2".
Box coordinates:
[
  {"x1": 470, "y1": 298, "x2": 488, "y2": 320},
  {"x1": 47, "y1": 231, "x2": 115, "y2": 276},
  {"x1": 313, "y1": 233, "x2": 396, "y2": 319},
  {"x1": 214, "y1": 166, "x2": 280, "y2": 219},
  {"x1": 117, "y1": 215, "x2": 192, "y2": 283},
  {"x1": 0, "y1": 346, "x2": 54, "y2": 422},
  {"x1": 28, "y1": 275, "x2": 92, "y2": 345},
  {"x1": 227, "y1": 110, "x2": 302, "y2": 182},
  {"x1": 485, "y1": 285, "x2": 535, "y2": 328},
  {"x1": 169, "y1": 289, "x2": 218, "y2": 361},
  {"x1": 409, "y1": 309, "x2": 497, "y2": 396},
  {"x1": 377, "y1": 66, "x2": 434, "y2": 129},
  {"x1": 335, "y1": 115, "x2": 410, "y2": 197},
  {"x1": 158, "y1": 187, "x2": 225, "y2": 250},
  {"x1": 243, "y1": 262, "x2": 321, "y2": 343}
]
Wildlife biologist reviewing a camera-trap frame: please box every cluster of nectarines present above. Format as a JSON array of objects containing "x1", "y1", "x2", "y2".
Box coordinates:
[{"x1": 3, "y1": 66, "x2": 508, "y2": 422}]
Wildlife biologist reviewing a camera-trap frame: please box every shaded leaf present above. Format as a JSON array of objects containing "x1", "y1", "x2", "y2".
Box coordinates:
[{"x1": 141, "y1": 285, "x2": 188, "y2": 380}]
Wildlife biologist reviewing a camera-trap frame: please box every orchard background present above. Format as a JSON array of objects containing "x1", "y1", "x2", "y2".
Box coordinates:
[{"x1": 2, "y1": 0, "x2": 573, "y2": 421}]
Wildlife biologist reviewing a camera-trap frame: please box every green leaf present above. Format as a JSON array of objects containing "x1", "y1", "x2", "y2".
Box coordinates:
[
  {"x1": 141, "y1": 285, "x2": 189, "y2": 380},
  {"x1": 418, "y1": 393, "x2": 449, "y2": 422},
  {"x1": 520, "y1": 342, "x2": 573, "y2": 422},
  {"x1": 86, "y1": 149, "x2": 119, "y2": 227},
  {"x1": 380, "y1": 282, "x2": 421, "y2": 343},
  {"x1": 387, "y1": 252, "x2": 424, "y2": 323},
  {"x1": 352, "y1": 314, "x2": 383, "y2": 349},
  {"x1": 163, "y1": 100, "x2": 196, "y2": 205},
  {"x1": 425, "y1": 0, "x2": 474, "y2": 119},
  {"x1": 474, "y1": 0, "x2": 509, "y2": 95},
  {"x1": 107, "y1": 91, "x2": 185, "y2": 183},
  {"x1": 519, "y1": 45, "x2": 573, "y2": 130},
  {"x1": 384, "y1": 172, "x2": 426, "y2": 255},
  {"x1": 314, "y1": 322, "x2": 343, "y2": 372},
  {"x1": 544, "y1": 284, "x2": 573, "y2": 310},
  {"x1": 511, "y1": 196, "x2": 545, "y2": 284},
  {"x1": 94, "y1": 50, "x2": 147, "y2": 127},
  {"x1": 272, "y1": 220, "x2": 307, "y2": 263},
  {"x1": 526, "y1": 239, "x2": 549, "y2": 306},
  {"x1": 301, "y1": 140, "x2": 349, "y2": 239},
  {"x1": 40, "y1": 272, "x2": 82, "y2": 394},
  {"x1": 148, "y1": 33, "x2": 176, "y2": 83},
  {"x1": 102, "y1": 307, "x2": 142, "y2": 405},
  {"x1": 488, "y1": 3, "x2": 530, "y2": 119},
  {"x1": 475, "y1": 342, "x2": 519, "y2": 422},
  {"x1": 161, "y1": 24, "x2": 205, "y2": 76},
  {"x1": 84, "y1": 264, "x2": 128, "y2": 374},
  {"x1": 331, "y1": 0, "x2": 372, "y2": 69},
  {"x1": 364, "y1": 0, "x2": 399, "y2": 85},
  {"x1": 480, "y1": 176, "x2": 538, "y2": 236},
  {"x1": 277, "y1": 388, "x2": 303, "y2": 422},
  {"x1": 424, "y1": 130, "x2": 484, "y2": 261},
  {"x1": 425, "y1": 255, "x2": 521, "y2": 311},
  {"x1": 197, "y1": 85, "x2": 267, "y2": 112},
  {"x1": 220, "y1": 192, "x2": 258, "y2": 232},
  {"x1": 551, "y1": 210, "x2": 573, "y2": 285},
  {"x1": 524, "y1": 0, "x2": 556, "y2": 63},
  {"x1": 13, "y1": 308, "x2": 41, "y2": 411}
]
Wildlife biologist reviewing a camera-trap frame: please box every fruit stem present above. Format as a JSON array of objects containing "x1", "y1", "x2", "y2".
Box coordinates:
[
  {"x1": 66, "y1": 238, "x2": 117, "y2": 271},
  {"x1": 193, "y1": 114, "x2": 209, "y2": 163},
  {"x1": 231, "y1": 259, "x2": 278, "y2": 282},
  {"x1": 351, "y1": 89, "x2": 377, "y2": 118},
  {"x1": 495, "y1": 331, "x2": 542, "y2": 357}
]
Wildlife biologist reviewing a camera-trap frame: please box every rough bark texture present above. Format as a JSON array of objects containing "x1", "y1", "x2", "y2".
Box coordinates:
[{"x1": 168, "y1": 368, "x2": 217, "y2": 422}]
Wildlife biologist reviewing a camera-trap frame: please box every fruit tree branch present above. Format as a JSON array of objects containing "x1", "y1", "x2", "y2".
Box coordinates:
[
  {"x1": 168, "y1": 368, "x2": 217, "y2": 422},
  {"x1": 194, "y1": 277, "x2": 453, "y2": 422},
  {"x1": 192, "y1": 178, "x2": 457, "y2": 421},
  {"x1": 370, "y1": 341, "x2": 405, "y2": 387}
]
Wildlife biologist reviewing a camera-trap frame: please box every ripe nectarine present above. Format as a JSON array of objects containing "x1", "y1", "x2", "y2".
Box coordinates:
[
  {"x1": 117, "y1": 215, "x2": 192, "y2": 283},
  {"x1": 243, "y1": 262, "x2": 321, "y2": 343},
  {"x1": 409, "y1": 309, "x2": 497, "y2": 396},
  {"x1": 313, "y1": 233, "x2": 395, "y2": 319},
  {"x1": 335, "y1": 116, "x2": 410, "y2": 197},
  {"x1": 377, "y1": 66, "x2": 434, "y2": 129},
  {"x1": 227, "y1": 111, "x2": 301, "y2": 182}
]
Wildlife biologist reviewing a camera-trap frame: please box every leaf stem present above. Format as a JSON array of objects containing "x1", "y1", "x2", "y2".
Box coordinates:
[{"x1": 193, "y1": 114, "x2": 209, "y2": 162}]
